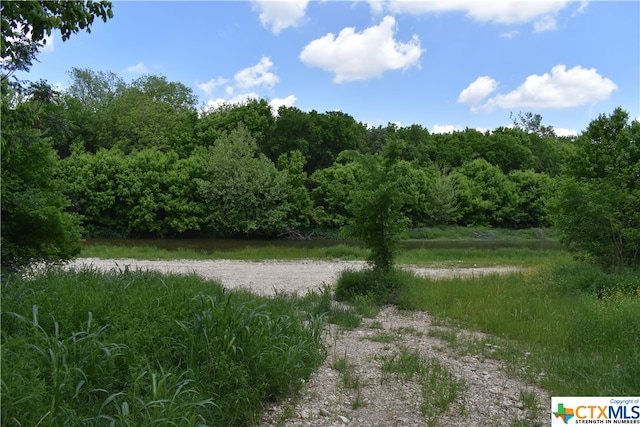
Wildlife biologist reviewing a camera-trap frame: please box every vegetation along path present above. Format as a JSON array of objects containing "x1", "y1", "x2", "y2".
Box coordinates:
[{"x1": 69, "y1": 258, "x2": 547, "y2": 426}]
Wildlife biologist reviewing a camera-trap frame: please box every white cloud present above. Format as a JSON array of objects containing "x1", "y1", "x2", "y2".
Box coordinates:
[
  {"x1": 431, "y1": 124, "x2": 489, "y2": 134},
  {"x1": 196, "y1": 77, "x2": 228, "y2": 96},
  {"x1": 41, "y1": 33, "x2": 55, "y2": 53},
  {"x1": 299, "y1": 16, "x2": 424, "y2": 83},
  {"x1": 500, "y1": 30, "x2": 520, "y2": 39},
  {"x1": 555, "y1": 127, "x2": 578, "y2": 137},
  {"x1": 269, "y1": 95, "x2": 297, "y2": 115},
  {"x1": 533, "y1": 15, "x2": 557, "y2": 32},
  {"x1": 479, "y1": 65, "x2": 617, "y2": 111},
  {"x1": 234, "y1": 57, "x2": 279, "y2": 90},
  {"x1": 203, "y1": 92, "x2": 261, "y2": 113},
  {"x1": 252, "y1": 0, "x2": 309, "y2": 33},
  {"x1": 431, "y1": 124, "x2": 462, "y2": 134},
  {"x1": 198, "y1": 57, "x2": 294, "y2": 114},
  {"x1": 458, "y1": 76, "x2": 498, "y2": 110},
  {"x1": 384, "y1": 1, "x2": 570, "y2": 26},
  {"x1": 125, "y1": 62, "x2": 149, "y2": 74}
]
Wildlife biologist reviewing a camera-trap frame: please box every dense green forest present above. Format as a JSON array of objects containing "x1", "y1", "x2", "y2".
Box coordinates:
[
  {"x1": 15, "y1": 69, "x2": 568, "y2": 236},
  {"x1": 3, "y1": 66, "x2": 639, "y2": 271}
]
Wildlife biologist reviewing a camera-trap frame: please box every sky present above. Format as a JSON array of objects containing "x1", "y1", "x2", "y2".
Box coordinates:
[{"x1": 19, "y1": 0, "x2": 640, "y2": 136}]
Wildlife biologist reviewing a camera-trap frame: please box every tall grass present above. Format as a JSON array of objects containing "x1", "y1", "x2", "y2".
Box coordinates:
[
  {"x1": 1, "y1": 268, "x2": 326, "y2": 426},
  {"x1": 396, "y1": 262, "x2": 640, "y2": 395}
]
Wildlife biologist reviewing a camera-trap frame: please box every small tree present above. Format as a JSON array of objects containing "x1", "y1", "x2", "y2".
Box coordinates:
[
  {"x1": 346, "y1": 140, "x2": 409, "y2": 271},
  {"x1": 554, "y1": 108, "x2": 639, "y2": 271}
]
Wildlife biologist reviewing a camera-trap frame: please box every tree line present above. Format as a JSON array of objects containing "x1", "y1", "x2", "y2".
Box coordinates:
[{"x1": 17, "y1": 69, "x2": 570, "y2": 236}]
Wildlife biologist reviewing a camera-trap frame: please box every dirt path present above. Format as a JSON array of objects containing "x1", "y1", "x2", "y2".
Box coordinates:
[{"x1": 68, "y1": 258, "x2": 549, "y2": 426}]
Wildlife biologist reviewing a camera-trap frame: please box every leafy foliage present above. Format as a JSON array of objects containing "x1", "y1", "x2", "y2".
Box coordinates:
[
  {"x1": 345, "y1": 140, "x2": 410, "y2": 271},
  {"x1": 555, "y1": 108, "x2": 640, "y2": 271},
  {"x1": 1, "y1": 1, "x2": 113, "y2": 80},
  {"x1": 1, "y1": 84, "x2": 82, "y2": 272},
  {"x1": 196, "y1": 125, "x2": 293, "y2": 236}
]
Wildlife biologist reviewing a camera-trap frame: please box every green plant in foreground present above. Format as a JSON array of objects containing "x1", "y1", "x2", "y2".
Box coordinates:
[
  {"x1": 379, "y1": 347, "x2": 466, "y2": 426},
  {"x1": 1, "y1": 268, "x2": 326, "y2": 426},
  {"x1": 397, "y1": 262, "x2": 640, "y2": 395},
  {"x1": 331, "y1": 354, "x2": 366, "y2": 409}
]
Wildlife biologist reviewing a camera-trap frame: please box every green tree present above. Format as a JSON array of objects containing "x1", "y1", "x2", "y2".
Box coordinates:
[
  {"x1": 1, "y1": 1, "x2": 113, "y2": 271},
  {"x1": 309, "y1": 150, "x2": 364, "y2": 228},
  {"x1": 451, "y1": 159, "x2": 516, "y2": 226},
  {"x1": 346, "y1": 140, "x2": 410, "y2": 271},
  {"x1": 277, "y1": 150, "x2": 314, "y2": 232},
  {"x1": 196, "y1": 125, "x2": 291, "y2": 236},
  {"x1": 1, "y1": 1, "x2": 113, "y2": 79},
  {"x1": 507, "y1": 169, "x2": 553, "y2": 228},
  {"x1": 1, "y1": 86, "x2": 82, "y2": 271},
  {"x1": 196, "y1": 98, "x2": 275, "y2": 150},
  {"x1": 555, "y1": 108, "x2": 640, "y2": 271}
]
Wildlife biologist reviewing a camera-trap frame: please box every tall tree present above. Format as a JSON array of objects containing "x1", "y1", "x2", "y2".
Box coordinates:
[
  {"x1": 1, "y1": 86, "x2": 82, "y2": 271},
  {"x1": 196, "y1": 125, "x2": 291, "y2": 236},
  {"x1": 1, "y1": 1, "x2": 114, "y2": 271},
  {"x1": 555, "y1": 108, "x2": 640, "y2": 271}
]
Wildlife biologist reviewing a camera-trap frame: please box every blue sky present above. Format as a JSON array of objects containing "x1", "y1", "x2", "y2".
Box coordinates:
[{"x1": 21, "y1": 0, "x2": 640, "y2": 136}]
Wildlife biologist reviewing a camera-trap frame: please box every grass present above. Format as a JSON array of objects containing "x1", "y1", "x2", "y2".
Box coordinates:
[
  {"x1": 396, "y1": 262, "x2": 640, "y2": 395},
  {"x1": 81, "y1": 239, "x2": 568, "y2": 268},
  {"x1": 378, "y1": 347, "x2": 467, "y2": 427},
  {"x1": 1, "y1": 268, "x2": 326, "y2": 426},
  {"x1": 80, "y1": 243, "x2": 369, "y2": 262},
  {"x1": 406, "y1": 226, "x2": 556, "y2": 241}
]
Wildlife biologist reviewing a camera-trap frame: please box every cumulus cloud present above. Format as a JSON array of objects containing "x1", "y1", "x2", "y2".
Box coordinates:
[
  {"x1": 299, "y1": 16, "x2": 424, "y2": 83},
  {"x1": 533, "y1": 15, "x2": 557, "y2": 32},
  {"x1": 253, "y1": 0, "x2": 309, "y2": 33},
  {"x1": 500, "y1": 30, "x2": 520, "y2": 39},
  {"x1": 485, "y1": 65, "x2": 617, "y2": 111},
  {"x1": 125, "y1": 62, "x2": 149, "y2": 74},
  {"x1": 431, "y1": 124, "x2": 463, "y2": 134},
  {"x1": 269, "y1": 94, "x2": 297, "y2": 113},
  {"x1": 234, "y1": 57, "x2": 279, "y2": 90},
  {"x1": 457, "y1": 76, "x2": 498, "y2": 110},
  {"x1": 461, "y1": 65, "x2": 617, "y2": 112},
  {"x1": 198, "y1": 57, "x2": 295, "y2": 114},
  {"x1": 554, "y1": 127, "x2": 578, "y2": 137},
  {"x1": 196, "y1": 77, "x2": 228, "y2": 96}
]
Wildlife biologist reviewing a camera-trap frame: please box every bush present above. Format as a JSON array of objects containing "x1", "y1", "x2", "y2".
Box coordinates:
[{"x1": 335, "y1": 267, "x2": 417, "y2": 304}]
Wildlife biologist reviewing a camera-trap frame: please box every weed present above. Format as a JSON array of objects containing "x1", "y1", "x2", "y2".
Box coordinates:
[
  {"x1": 378, "y1": 347, "x2": 466, "y2": 426},
  {"x1": 1, "y1": 268, "x2": 326, "y2": 426}
]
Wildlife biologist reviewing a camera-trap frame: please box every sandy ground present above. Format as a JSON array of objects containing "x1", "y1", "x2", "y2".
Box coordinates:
[{"x1": 67, "y1": 258, "x2": 523, "y2": 296}]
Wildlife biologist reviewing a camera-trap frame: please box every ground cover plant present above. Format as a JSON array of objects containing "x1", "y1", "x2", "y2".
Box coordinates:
[
  {"x1": 1, "y1": 268, "x2": 326, "y2": 426},
  {"x1": 396, "y1": 262, "x2": 640, "y2": 395}
]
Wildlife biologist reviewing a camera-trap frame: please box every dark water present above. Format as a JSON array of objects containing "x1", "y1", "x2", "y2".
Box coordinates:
[{"x1": 85, "y1": 237, "x2": 562, "y2": 253}]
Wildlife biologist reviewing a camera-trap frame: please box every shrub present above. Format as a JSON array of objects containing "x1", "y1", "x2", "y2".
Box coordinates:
[{"x1": 335, "y1": 267, "x2": 416, "y2": 304}]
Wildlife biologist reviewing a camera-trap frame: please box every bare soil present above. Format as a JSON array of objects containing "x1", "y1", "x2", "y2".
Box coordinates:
[{"x1": 67, "y1": 258, "x2": 550, "y2": 426}]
